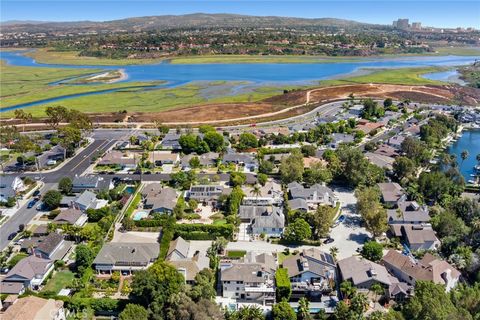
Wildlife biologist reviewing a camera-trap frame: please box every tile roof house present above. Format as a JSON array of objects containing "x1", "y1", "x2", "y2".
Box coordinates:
[
  {"x1": 220, "y1": 252, "x2": 276, "y2": 305},
  {"x1": 166, "y1": 237, "x2": 209, "y2": 284},
  {"x1": 1, "y1": 256, "x2": 53, "y2": 293},
  {"x1": 74, "y1": 190, "x2": 109, "y2": 212},
  {"x1": 147, "y1": 151, "x2": 180, "y2": 166},
  {"x1": 356, "y1": 120, "x2": 384, "y2": 135},
  {"x1": 181, "y1": 152, "x2": 219, "y2": 169},
  {"x1": 0, "y1": 296, "x2": 65, "y2": 320},
  {"x1": 378, "y1": 183, "x2": 405, "y2": 206},
  {"x1": 143, "y1": 187, "x2": 177, "y2": 215},
  {"x1": 72, "y1": 176, "x2": 113, "y2": 193},
  {"x1": 238, "y1": 205, "x2": 285, "y2": 236},
  {"x1": 242, "y1": 180, "x2": 283, "y2": 205},
  {"x1": 0, "y1": 176, "x2": 26, "y2": 203},
  {"x1": 282, "y1": 248, "x2": 336, "y2": 299},
  {"x1": 288, "y1": 182, "x2": 336, "y2": 209},
  {"x1": 398, "y1": 225, "x2": 441, "y2": 251},
  {"x1": 337, "y1": 256, "x2": 392, "y2": 291},
  {"x1": 33, "y1": 233, "x2": 73, "y2": 261},
  {"x1": 187, "y1": 185, "x2": 229, "y2": 206},
  {"x1": 387, "y1": 199, "x2": 430, "y2": 225},
  {"x1": 53, "y1": 208, "x2": 88, "y2": 226},
  {"x1": 381, "y1": 250, "x2": 461, "y2": 291},
  {"x1": 93, "y1": 243, "x2": 159, "y2": 274}
]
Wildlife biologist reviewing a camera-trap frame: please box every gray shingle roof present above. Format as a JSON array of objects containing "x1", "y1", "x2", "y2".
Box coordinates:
[
  {"x1": 36, "y1": 233, "x2": 64, "y2": 256},
  {"x1": 338, "y1": 256, "x2": 391, "y2": 287},
  {"x1": 93, "y1": 243, "x2": 159, "y2": 266},
  {"x1": 5, "y1": 255, "x2": 52, "y2": 281},
  {"x1": 75, "y1": 190, "x2": 97, "y2": 208},
  {"x1": 166, "y1": 236, "x2": 190, "y2": 260},
  {"x1": 53, "y1": 208, "x2": 84, "y2": 224}
]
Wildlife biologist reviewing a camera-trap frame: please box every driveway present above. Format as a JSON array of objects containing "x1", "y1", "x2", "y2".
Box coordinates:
[{"x1": 323, "y1": 187, "x2": 371, "y2": 259}]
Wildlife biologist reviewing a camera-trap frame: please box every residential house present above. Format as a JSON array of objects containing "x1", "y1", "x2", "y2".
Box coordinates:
[
  {"x1": 93, "y1": 243, "x2": 159, "y2": 274},
  {"x1": 242, "y1": 180, "x2": 283, "y2": 205},
  {"x1": 330, "y1": 133, "x2": 354, "y2": 149},
  {"x1": 161, "y1": 133, "x2": 181, "y2": 150},
  {"x1": 143, "y1": 187, "x2": 177, "y2": 215},
  {"x1": 72, "y1": 176, "x2": 112, "y2": 193},
  {"x1": 263, "y1": 153, "x2": 289, "y2": 164},
  {"x1": 393, "y1": 225, "x2": 441, "y2": 251},
  {"x1": 187, "y1": 185, "x2": 229, "y2": 206},
  {"x1": 53, "y1": 208, "x2": 88, "y2": 226},
  {"x1": 388, "y1": 135, "x2": 405, "y2": 149},
  {"x1": 288, "y1": 182, "x2": 336, "y2": 210},
  {"x1": 33, "y1": 233, "x2": 73, "y2": 261},
  {"x1": 0, "y1": 176, "x2": 25, "y2": 203},
  {"x1": 378, "y1": 183, "x2": 405, "y2": 206},
  {"x1": 382, "y1": 250, "x2": 461, "y2": 291},
  {"x1": 0, "y1": 256, "x2": 53, "y2": 293},
  {"x1": 238, "y1": 205, "x2": 285, "y2": 237},
  {"x1": 166, "y1": 237, "x2": 209, "y2": 284},
  {"x1": 282, "y1": 248, "x2": 336, "y2": 300},
  {"x1": 97, "y1": 150, "x2": 138, "y2": 169},
  {"x1": 387, "y1": 199, "x2": 430, "y2": 225},
  {"x1": 0, "y1": 296, "x2": 66, "y2": 320},
  {"x1": 222, "y1": 151, "x2": 258, "y2": 172},
  {"x1": 348, "y1": 105, "x2": 364, "y2": 117},
  {"x1": 365, "y1": 152, "x2": 395, "y2": 171},
  {"x1": 356, "y1": 119, "x2": 384, "y2": 135},
  {"x1": 147, "y1": 151, "x2": 179, "y2": 166},
  {"x1": 220, "y1": 252, "x2": 276, "y2": 305},
  {"x1": 374, "y1": 144, "x2": 399, "y2": 158},
  {"x1": 337, "y1": 256, "x2": 392, "y2": 291},
  {"x1": 74, "y1": 190, "x2": 109, "y2": 211},
  {"x1": 181, "y1": 152, "x2": 219, "y2": 169}
]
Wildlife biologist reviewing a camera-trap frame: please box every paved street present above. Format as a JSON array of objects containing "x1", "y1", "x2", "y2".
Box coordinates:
[{"x1": 322, "y1": 187, "x2": 371, "y2": 259}]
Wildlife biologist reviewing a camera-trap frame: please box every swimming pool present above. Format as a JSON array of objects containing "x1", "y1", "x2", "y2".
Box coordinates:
[
  {"x1": 133, "y1": 211, "x2": 148, "y2": 221},
  {"x1": 125, "y1": 186, "x2": 136, "y2": 195}
]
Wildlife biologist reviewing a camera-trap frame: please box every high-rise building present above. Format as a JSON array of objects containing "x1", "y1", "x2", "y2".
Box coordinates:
[
  {"x1": 412, "y1": 22, "x2": 422, "y2": 30},
  {"x1": 396, "y1": 19, "x2": 410, "y2": 30}
]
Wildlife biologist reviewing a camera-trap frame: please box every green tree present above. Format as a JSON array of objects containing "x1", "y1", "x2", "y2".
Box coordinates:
[
  {"x1": 393, "y1": 156, "x2": 416, "y2": 181},
  {"x1": 355, "y1": 187, "x2": 387, "y2": 238},
  {"x1": 403, "y1": 281, "x2": 462, "y2": 320},
  {"x1": 131, "y1": 261, "x2": 185, "y2": 319},
  {"x1": 272, "y1": 300, "x2": 296, "y2": 320},
  {"x1": 370, "y1": 283, "x2": 385, "y2": 302},
  {"x1": 42, "y1": 190, "x2": 62, "y2": 210},
  {"x1": 329, "y1": 246, "x2": 339, "y2": 260},
  {"x1": 383, "y1": 98, "x2": 393, "y2": 108},
  {"x1": 297, "y1": 297, "x2": 312, "y2": 320},
  {"x1": 460, "y1": 149, "x2": 469, "y2": 166},
  {"x1": 179, "y1": 134, "x2": 199, "y2": 154},
  {"x1": 334, "y1": 146, "x2": 384, "y2": 187},
  {"x1": 230, "y1": 172, "x2": 247, "y2": 187},
  {"x1": 275, "y1": 268, "x2": 291, "y2": 301},
  {"x1": 231, "y1": 305, "x2": 264, "y2": 320},
  {"x1": 257, "y1": 173, "x2": 268, "y2": 186},
  {"x1": 312, "y1": 205, "x2": 336, "y2": 238},
  {"x1": 14, "y1": 109, "x2": 33, "y2": 132},
  {"x1": 189, "y1": 156, "x2": 201, "y2": 169},
  {"x1": 227, "y1": 186, "x2": 244, "y2": 215},
  {"x1": 361, "y1": 241, "x2": 384, "y2": 262},
  {"x1": 45, "y1": 105, "x2": 69, "y2": 130},
  {"x1": 203, "y1": 131, "x2": 225, "y2": 152},
  {"x1": 189, "y1": 268, "x2": 216, "y2": 302},
  {"x1": 303, "y1": 162, "x2": 332, "y2": 186},
  {"x1": 237, "y1": 132, "x2": 258, "y2": 151},
  {"x1": 340, "y1": 281, "x2": 357, "y2": 300},
  {"x1": 119, "y1": 304, "x2": 148, "y2": 320},
  {"x1": 75, "y1": 244, "x2": 94, "y2": 274},
  {"x1": 280, "y1": 150, "x2": 304, "y2": 184},
  {"x1": 58, "y1": 177, "x2": 73, "y2": 195},
  {"x1": 283, "y1": 218, "x2": 311, "y2": 242}
]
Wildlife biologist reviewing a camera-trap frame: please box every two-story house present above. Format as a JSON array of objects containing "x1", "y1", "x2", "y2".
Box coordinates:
[{"x1": 287, "y1": 182, "x2": 336, "y2": 211}]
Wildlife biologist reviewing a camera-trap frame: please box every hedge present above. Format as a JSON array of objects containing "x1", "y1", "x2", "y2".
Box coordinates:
[
  {"x1": 159, "y1": 216, "x2": 176, "y2": 259},
  {"x1": 175, "y1": 223, "x2": 234, "y2": 240},
  {"x1": 275, "y1": 268, "x2": 292, "y2": 302}
]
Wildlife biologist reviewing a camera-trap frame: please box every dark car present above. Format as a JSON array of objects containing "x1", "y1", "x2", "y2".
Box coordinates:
[
  {"x1": 7, "y1": 232, "x2": 17, "y2": 240},
  {"x1": 27, "y1": 198, "x2": 38, "y2": 209},
  {"x1": 33, "y1": 190, "x2": 41, "y2": 197},
  {"x1": 323, "y1": 237, "x2": 334, "y2": 244}
]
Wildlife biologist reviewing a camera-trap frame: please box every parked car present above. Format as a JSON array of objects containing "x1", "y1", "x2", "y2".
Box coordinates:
[
  {"x1": 33, "y1": 190, "x2": 41, "y2": 197},
  {"x1": 323, "y1": 237, "x2": 334, "y2": 244},
  {"x1": 27, "y1": 198, "x2": 39, "y2": 209},
  {"x1": 7, "y1": 232, "x2": 17, "y2": 240}
]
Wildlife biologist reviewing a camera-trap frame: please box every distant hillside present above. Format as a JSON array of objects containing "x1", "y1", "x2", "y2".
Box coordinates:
[{"x1": 0, "y1": 13, "x2": 372, "y2": 33}]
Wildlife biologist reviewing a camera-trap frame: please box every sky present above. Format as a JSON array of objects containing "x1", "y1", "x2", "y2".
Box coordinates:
[{"x1": 1, "y1": 0, "x2": 479, "y2": 29}]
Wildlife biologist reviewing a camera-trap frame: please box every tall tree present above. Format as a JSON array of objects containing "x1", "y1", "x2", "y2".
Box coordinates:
[
  {"x1": 45, "y1": 105, "x2": 69, "y2": 130},
  {"x1": 280, "y1": 150, "x2": 304, "y2": 184},
  {"x1": 272, "y1": 300, "x2": 296, "y2": 320},
  {"x1": 119, "y1": 304, "x2": 148, "y2": 320},
  {"x1": 355, "y1": 187, "x2": 387, "y2": 238},
  {"x1": 297, "y1": 297, "x2": 312, "y2": 320}
]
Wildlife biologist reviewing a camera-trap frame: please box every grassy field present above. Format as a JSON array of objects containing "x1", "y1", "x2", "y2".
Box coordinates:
[
  {"x1": 0, "y1": 62, "x2": 162, "y2": 109},
  {"x1": 42, "y1": 270, "x2": 75, "y2": 294},
  {"x1": 25, "y1": 48, "x2": 164, "y2": 66},
  {"x1": 433, "y1": 46, "x2": 480, "y2": 56},
  {"x1": 169, "y1": 55, "x2": 362, "y2": 64},
  {"x1": 319, "y1": 66, "x2": 447, "y2": 86}
]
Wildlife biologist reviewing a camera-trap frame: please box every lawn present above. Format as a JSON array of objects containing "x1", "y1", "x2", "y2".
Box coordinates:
[
  {"x1": 125, "y1": 192, "x2": 142, "y2": 218},
  {"x1": 212, "y1": 219, "x2": 227, "y2": 225},
  {"x1": 7, "y1": 253, "x2": 28, "y2": 268},
  {"x1": 42, "y1": 270, "x2": 75, "y2": 294},
  {"x1": 227, "y1": 250, "x2": 247, "y2": 258},
  {"x1": 25, "y1": 48, "x2": 164, "y2": 66}
]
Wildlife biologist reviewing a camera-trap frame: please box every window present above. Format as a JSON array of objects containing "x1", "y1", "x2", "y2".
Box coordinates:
[{"x1": 235, "y1": 292, "x2": 239, "y2": 296}]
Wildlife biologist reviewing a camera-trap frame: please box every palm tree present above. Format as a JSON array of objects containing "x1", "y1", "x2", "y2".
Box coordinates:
[
  {"x1": 460, "y1": 150, "x2": 469, "y2": 167},
  {"x1": 370, "y1": 283, "x2": 384, "y2": 302},
  {"x1": 340, "y1": 281, "x2": 357, "y2": 300},
  {"x1": 234, "y1": 305, "x2": 264, "y2": 320},
  {"x1": 329, "y1": 246, "x2": 339, "y2": 260},
  {"x1": 297, "y1": 297, "x2": 312, "y2": 320},
  {"x1": 250, "y1": 184, "x2": 262, "y2": 199}
]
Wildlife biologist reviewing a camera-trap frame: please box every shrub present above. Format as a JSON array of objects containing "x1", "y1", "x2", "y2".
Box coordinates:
[{"x1": 275, "y1": 268, "x2": 292, "y2": 301}]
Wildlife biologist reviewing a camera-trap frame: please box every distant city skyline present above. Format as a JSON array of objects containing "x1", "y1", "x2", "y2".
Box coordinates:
[{"x1": 1, "y1": 1, "x2": 479, "y2": 29}]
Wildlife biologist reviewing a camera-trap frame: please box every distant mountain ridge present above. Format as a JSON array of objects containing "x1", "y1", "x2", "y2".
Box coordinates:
[{"x1": 1, "y1": 13, "x2": 375, "y2": 32}]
